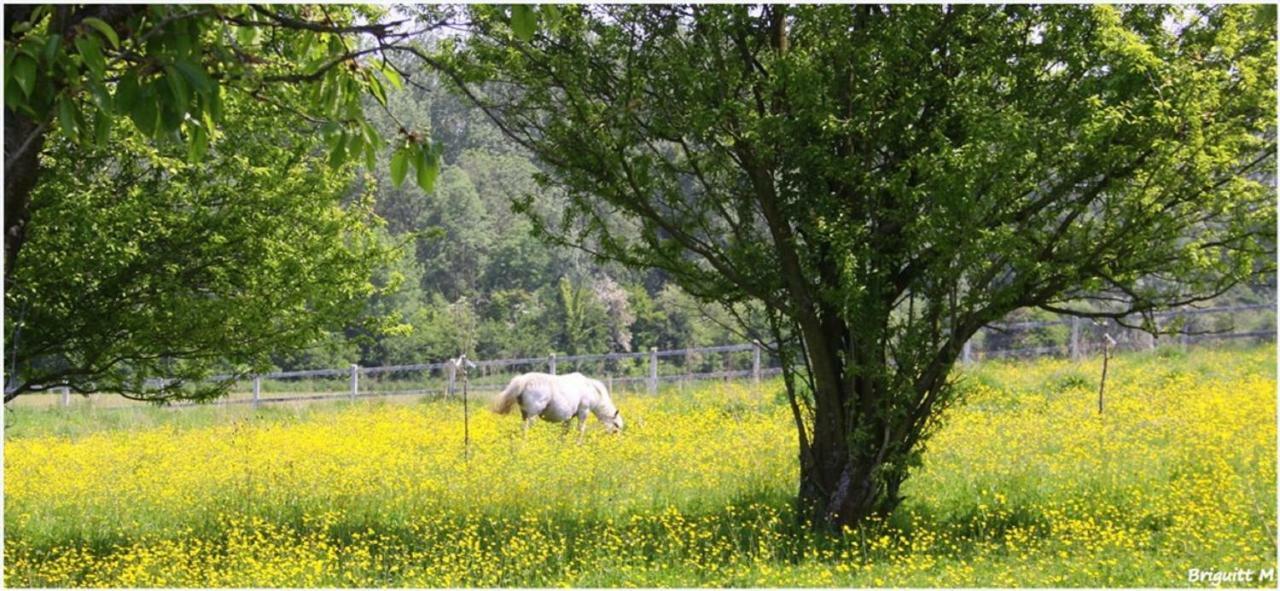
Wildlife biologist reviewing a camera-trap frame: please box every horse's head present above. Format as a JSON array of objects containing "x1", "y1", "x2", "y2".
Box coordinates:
[{"x1": 602, "y1": 408, "x2": 624, "y2": 433}]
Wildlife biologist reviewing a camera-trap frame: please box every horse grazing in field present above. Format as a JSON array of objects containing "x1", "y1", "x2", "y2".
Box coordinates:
[{"x1": 491, "y1": 372, "x2": 623, "y2": 438}]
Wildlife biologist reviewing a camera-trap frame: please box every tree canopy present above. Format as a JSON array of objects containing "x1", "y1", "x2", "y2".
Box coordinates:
[
  {"x1": 4, "y1": 96, "x2": 391, "y2": 401},
  {"x1": 446, "y1": 4, "x2": 1276, "y2": 526},
  {"x1": 4, "y1": 4, "x2": 446, "y2": 292},
  {"x1": 3, "y1": 4, "x2": 446, "y2": 399}
]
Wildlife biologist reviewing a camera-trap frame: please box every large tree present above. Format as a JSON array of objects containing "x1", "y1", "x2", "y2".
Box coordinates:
[
  {"x1": 4, "y1": 97, "x2": 392, "y2": 401},
  {"x1": 2, "y1": 4, "x2": 462, "y2": 398},
  {"x1": 444, "y1": 4, "x2": 1276, "y2": 527}
]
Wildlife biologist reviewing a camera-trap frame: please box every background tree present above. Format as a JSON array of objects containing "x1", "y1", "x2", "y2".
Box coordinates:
[{"x1": 445, "y1": 4, "x2": 1276, "y2": 527}]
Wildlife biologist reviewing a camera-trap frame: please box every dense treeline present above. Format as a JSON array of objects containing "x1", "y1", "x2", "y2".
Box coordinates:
[{"x1": 273, "y1": 73, "x2": 749, "y2": 371}]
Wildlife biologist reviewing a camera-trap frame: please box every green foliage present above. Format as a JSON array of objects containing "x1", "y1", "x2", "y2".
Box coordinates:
[
  {"x1": 552, "y1": 277, "x2": 610, "y2": 356},
  {"x1": 5, "y1": 98, "x2": 393, "y2": 400},
  {"x1": 3, "y1": 5, "x2": 442, "y2": 192}
]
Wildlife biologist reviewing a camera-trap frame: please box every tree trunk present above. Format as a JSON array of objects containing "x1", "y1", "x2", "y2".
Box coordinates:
[
  {"x1": 798, "y1": 419, "x2": 907, "y2": 529},
  {"x1": 3, "y1": 4, "x2": 44, "y2": 293},
  {"x1": 5, "y1": 109, "x2": 43, "y2": 294}
]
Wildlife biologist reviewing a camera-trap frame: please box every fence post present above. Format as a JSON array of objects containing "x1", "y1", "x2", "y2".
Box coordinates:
[
  {"x1": 446, "y1": 361, "x2": 456, "y2": 398},
  {"x1": 549, "y1": 352, "x2": 557, "y2": 375},
  {"x1": 1070, "y1": 316, "x2": 1081, "y2": 361},
  {"x1": 461, "y1": 355, "x2": 470, "y2": 458},
  {"x1": 962, "y1": 339, "x2": 973, "y2": 365},
  {"x1": 722, "y1": 350, "x2": 731, "y2": 382},
  {"x1": 1181, "y1": 316, "x2": 1190, "y2": 351},
  {"x1": 683, "y1": 348, "x2": 693, "y2": 393},
  {"x1": 607, "y1": 374, "x2": 613, "y2": 394},
  {"x1": 60, "y1": 386, "x2": 70, "y2": 408},
  {"x1": 349, "y1": 364, "x2": 359, "y2": 401},
  {"x1": 252, "y1": 376, "x2": 261, "y2": 409},
  {"x1": 752, "y1": 341, "x2": 762, "y2": 387},
  {"x1": 648, "y1": 347, "x2": 658, "y2": 395}
]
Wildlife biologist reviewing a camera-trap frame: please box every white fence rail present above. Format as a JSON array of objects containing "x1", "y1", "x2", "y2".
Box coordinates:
[{"x1": 36, "y1": 302, "x2": 1274, "y2": 410}]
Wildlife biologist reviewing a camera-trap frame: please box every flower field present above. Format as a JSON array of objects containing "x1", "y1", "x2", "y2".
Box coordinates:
[{"x1": 4, "y1": 345, "x2": 1276, "y2": 587}]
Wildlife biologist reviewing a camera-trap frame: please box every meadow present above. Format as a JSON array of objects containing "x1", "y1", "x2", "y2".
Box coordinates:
[{"x1": 4, "y1": 344, "x2": 1276, "y2": 587}]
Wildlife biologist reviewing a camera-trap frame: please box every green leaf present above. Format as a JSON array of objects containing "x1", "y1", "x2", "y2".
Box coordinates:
[
  {"x1": 360, "y1": 120, "x2": 382, "y2": 149},
  {"x1": 187, "y1": 124, "x2": 209, "y2": 162},
  {"x1": 205, "y1": 84, "x2": 224, "y2": 122},
  {"x1": 380, "y1": 64, "x2": 403, "y2": 91},
  {"x1": 41, "y1": 35, "x2": 60, "y2": 64},
  {"x1": 75, "y1": 35, "x2": 107, "y2": 81},
  {"x1": 11, "y1": 55, "x2": 36, "y2": 97},
  {"x1": 129, "y1": 87, "x2": 158, "y2": 136},
  {"x1": 511, "y1": 5, "x2": 537, "y2": 42},
  {"x1": 115, "y1": 70, "x2": 139, "y2": 111},
  {"x1": 415, "y1": 144, "x2": 439, "y2": 193},
  {"x1": 88, "y1": 79, "x2": 113, "y2": 114},
  {"x1": 412, "y1": 140, "x2": 427, "y2": 172},
  {"x1": 5, "y1": 76, "x2": 24, "y2": 110},
  {"x1": 390, "y1": 147, "x2": 409, "y2": 187},
  {"x1": 164, "y1": 65, "x2": 190, "y2": 109},
  {"x1": 93, "y1": 108, "x2": 112, "y2": 146},
  {"x1": 541, "y1": 5, "x2": 563, "y2": 31},
  {"x1": 364, "y1": 141, "x2": 377, "y2": 171},
  {"x1": 82, "y1": 17, "x2": 120, "y2": 49},
  {"x1": 159, "y1": 100, "x2": 184, "y2": 133},
  {"x1": 57, "y1": 95, "x2": 80, "y2": 141},
  {"x1": 367, "y1": 73, "x2": 387, "y2": 107},
  {"x1": 328, "y1": 132, "x2": 347, "y2": 169},
  {"x1": 174, "y1": 59, "x2": 215, "y2": 95}
]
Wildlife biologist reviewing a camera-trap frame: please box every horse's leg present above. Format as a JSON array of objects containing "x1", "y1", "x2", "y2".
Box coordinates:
[
  {"x1": 522, "y1": 412, "x2": 536, "y2": 437},
  {"x1": 576, "y1": 412, "x2": 588, "y2": 444}
]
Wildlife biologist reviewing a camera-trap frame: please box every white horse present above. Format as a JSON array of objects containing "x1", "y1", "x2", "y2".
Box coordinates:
[{"x1": 491, "y1": 372, "x2": 623, "y2": 438}]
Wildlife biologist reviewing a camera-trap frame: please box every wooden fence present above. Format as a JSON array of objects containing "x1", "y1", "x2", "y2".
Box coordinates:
[{"x1": 33, "y1": 302, "x2": 1274, "y2": 410}]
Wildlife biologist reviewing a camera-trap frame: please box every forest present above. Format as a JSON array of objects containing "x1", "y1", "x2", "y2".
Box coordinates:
[{"x1": 278, "y1": 69, "x2": 750, "y2": 371}]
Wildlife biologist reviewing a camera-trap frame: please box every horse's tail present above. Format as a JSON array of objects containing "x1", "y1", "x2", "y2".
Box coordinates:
[{"x1": 491, "y1": 376, "x2": 524, "y2": 415}]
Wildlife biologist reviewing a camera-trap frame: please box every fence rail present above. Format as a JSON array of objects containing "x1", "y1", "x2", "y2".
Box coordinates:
[{"x1": 28, "y1": 302, "x2": 1274, "y2": 411}]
